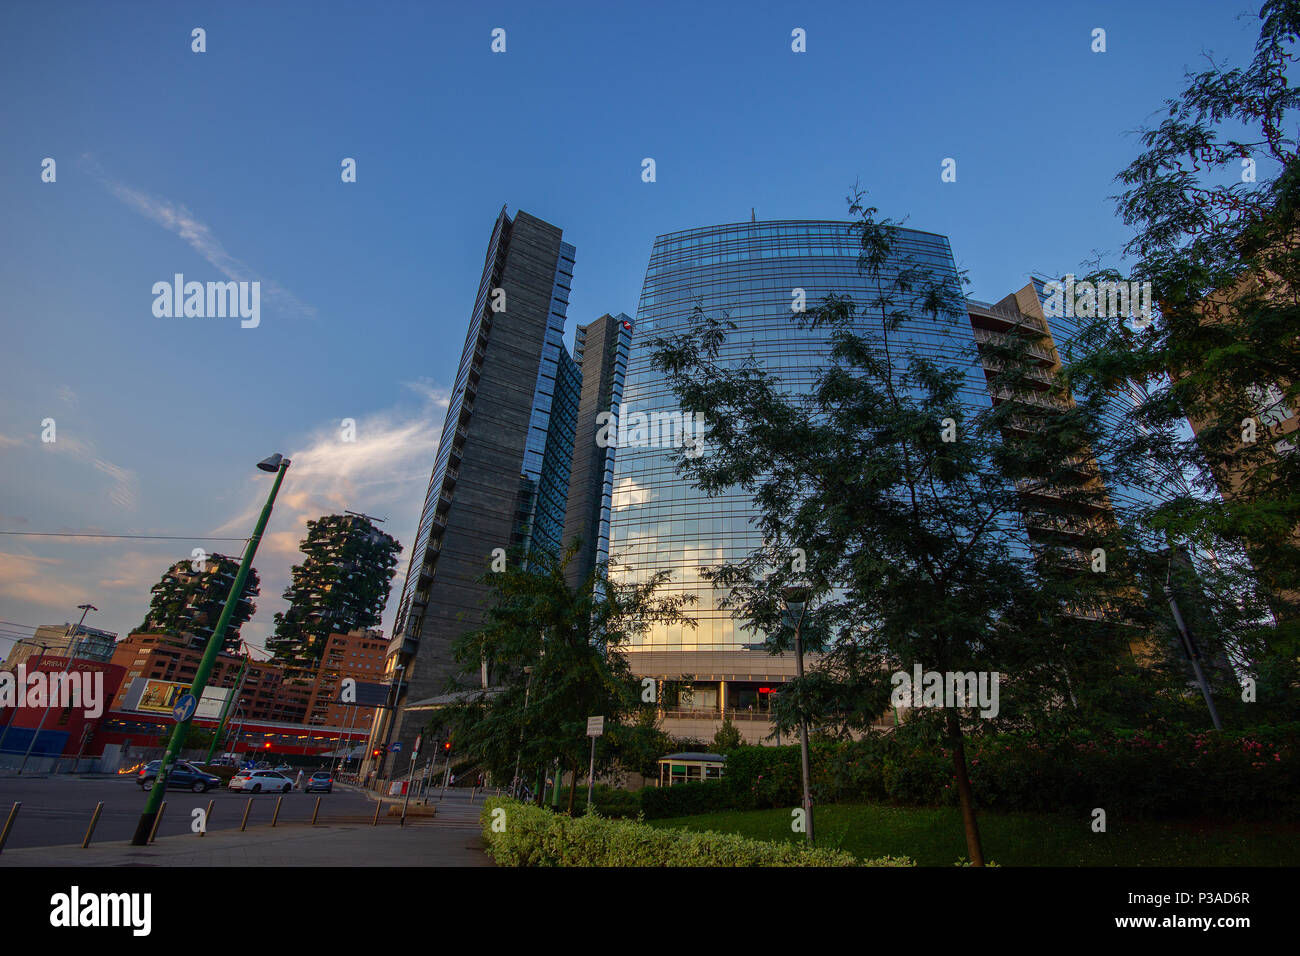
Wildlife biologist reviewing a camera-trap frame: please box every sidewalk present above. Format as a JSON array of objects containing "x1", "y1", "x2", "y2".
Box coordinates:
[
  {"x1": 0, "y1": 785, "x2": 494, "y2": 866},
  {"x1": 0, "y1": 818, "x2": 493, "y2": 866}
]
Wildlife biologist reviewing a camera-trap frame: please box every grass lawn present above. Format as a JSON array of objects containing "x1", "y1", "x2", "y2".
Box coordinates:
[{"x1": 646, "y1": 804, "x2": 1299, "y2": 866}]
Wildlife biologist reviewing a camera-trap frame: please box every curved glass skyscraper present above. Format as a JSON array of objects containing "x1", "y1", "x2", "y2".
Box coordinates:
[{"x1": 609, "y1": 219, "x2": 981, "y2": 741}]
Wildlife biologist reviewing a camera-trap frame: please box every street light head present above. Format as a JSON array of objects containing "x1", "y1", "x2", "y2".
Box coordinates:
[
  {"x1": 523, "y1": 665, "x2": 534, "y2": 674},
  {"x1": 781, "y1": 585, "x2": 810, "y2": 614},
  {"x1": 257, "y1": 453, "x2": 285, "y2": 472}
]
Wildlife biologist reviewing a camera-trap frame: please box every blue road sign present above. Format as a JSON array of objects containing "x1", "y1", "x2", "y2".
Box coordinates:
[
  {"x1": 172, "y1": 693, "x2": 198, "y2": 722},
  {"x1": 389, "y1": 742, "x2": 402, "y2": 753}
]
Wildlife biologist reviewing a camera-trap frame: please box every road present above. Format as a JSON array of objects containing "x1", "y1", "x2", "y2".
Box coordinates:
[{"x1": 0, "y1": 773, "x2": 377, "y2": 849}]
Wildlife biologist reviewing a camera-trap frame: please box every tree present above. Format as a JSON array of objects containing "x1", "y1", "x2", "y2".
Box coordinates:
[
  {"x1": 1069, "y1": 0, "x2": 1300, "y2": 702},
  {"x1": 441, "y1": 538, "x2": 694, "y2": 814},
  {"x1": 711, "y1": 717, "x2": 743, "y2": 753},
  {"x1": 649, "y1": 190, "x2": 1140, "y2": 864}
]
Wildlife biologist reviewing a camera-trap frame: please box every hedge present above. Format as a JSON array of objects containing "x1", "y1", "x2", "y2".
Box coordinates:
[
  {"x1": 479, "y1": 798, "x2": 912, "y2": 867},
  {"x1": 602, "y1": 724, "x2": 1300, "y2": 822},
  {"x1": 720, "y1": 726, "x2": 1300, "y2": 820}
]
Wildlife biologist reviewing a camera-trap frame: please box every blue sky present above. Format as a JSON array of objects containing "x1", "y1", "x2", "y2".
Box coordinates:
[{"x1": 0, "y1": 0, "x2": 1264, "y2": 656}]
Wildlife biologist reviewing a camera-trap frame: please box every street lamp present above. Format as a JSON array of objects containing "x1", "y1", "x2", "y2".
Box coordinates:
[
  {"x1": 131, "y1": 452, "x2": 290, "y2": 845},
  {"x1": 1164, "y1": 557, "x2": 1223, "y2": 731},
  {"x1": 19, "y1": 604, "x2": 97, "y2": 775},
  {"x1": 781, "y1": 585, "x2": 815, "y2": 846}
]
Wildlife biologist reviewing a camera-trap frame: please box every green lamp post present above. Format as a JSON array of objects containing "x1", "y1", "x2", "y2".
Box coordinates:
[{"x1": 130, "y1": 453, "x2": 290, "y2": 845}]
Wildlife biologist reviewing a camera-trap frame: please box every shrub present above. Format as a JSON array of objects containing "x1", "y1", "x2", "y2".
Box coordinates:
[
  {"x1": 479, "y1": 798, "x2": 912, "y2": 867},
  {"x1": 714, "y1": 726, "x2": 1300, "y2": 821},
  {"x1": 639, "y1": 781, "x2": 733, "y2": 819},
  {"x1": 552, "y1": 784, "x2": 643, "y2": 818}
]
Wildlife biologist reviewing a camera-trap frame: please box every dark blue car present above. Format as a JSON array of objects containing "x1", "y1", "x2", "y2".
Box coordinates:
[{"x1": 137, "y1": 759, "x2": 221, "y2": 793}]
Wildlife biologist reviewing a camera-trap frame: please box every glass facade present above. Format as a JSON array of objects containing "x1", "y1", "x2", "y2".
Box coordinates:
[
  {"x1": 609, "y1": 220, "x2": 982, "y2": 658},
  {"x1": 594, "y1": 317, "x2": 632, "y2": 576},
  {"x1": 516, "y1": 242, "x2": 580, "y2": 560}
]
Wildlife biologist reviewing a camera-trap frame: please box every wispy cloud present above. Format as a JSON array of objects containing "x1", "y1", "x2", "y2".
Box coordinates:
[
  {"x1": 83, "y1": 155, "x2": 316, "y2": 318},
  {"x1": 0, "y1": 428, "x2": 143, "y2": 513},
  {"x1": 212, "y1": 388, "x2": 449, "y2": 649},
  {"x1": 0, "y1": 552, "x2": 84, "y2": 608}
]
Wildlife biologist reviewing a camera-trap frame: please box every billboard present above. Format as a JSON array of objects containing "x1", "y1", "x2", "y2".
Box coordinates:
[
  {"x1": 131, "y1": 678, "x2": 185, "y2": 714},
  {"x1": 123, "y1": 678, "x2": 231, "y2": 719}
]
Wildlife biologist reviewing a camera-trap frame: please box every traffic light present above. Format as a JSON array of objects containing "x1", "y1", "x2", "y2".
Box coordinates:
[
  {"x1": 442, "y1": 740, "x2": 451, "y2": 753},
  {"x1": 372, "y1": 747, "x2": 382, "y2": 761}
]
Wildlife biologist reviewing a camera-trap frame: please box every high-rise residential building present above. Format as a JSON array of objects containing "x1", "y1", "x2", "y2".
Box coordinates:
[
  {"x1": 608, "y1": 219, "x2": 988, "y2": 743},
  {"x1": 967, "y1": 290, "x2": 1119, "y2": 560},
  {"x1": 562, "y1": 312, "x2": 633, "y2": 589},
  {"x1": 268, "y1": 512, "x2": 401, "y2": 678},
  {"x1": 137, "y1": 554, "x2": 259, "y2": 654},
  {"x1": 382, "y1": 207, "x2": 579, "y2": 764}
]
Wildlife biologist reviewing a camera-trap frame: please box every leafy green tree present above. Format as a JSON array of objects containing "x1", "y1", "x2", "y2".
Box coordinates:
[
  {"x1": 1068, "y1": 0, "x2": 1300, "y2": 703},
  {"x1": 606, "y1": 709, "x2": 676, "y2": 781},
  {"x1": 441, "y1": 539, "x2": 694, "y2": 814},
  {"x1": 711, "y1": 717, "x2": 743, "y2": 753},
  {"x1": 649, "y1": 190, "x2": 1140, "y2": 864}
]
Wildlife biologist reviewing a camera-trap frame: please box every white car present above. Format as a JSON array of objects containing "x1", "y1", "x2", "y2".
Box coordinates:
[{"x1": 229, "y1": 769, "x2": 294, "y2": 793}]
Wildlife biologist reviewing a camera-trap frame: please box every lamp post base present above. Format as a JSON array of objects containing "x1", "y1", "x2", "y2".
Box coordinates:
[{"x1": 130, "y1": 813, "x2": 156, "y2": 846}]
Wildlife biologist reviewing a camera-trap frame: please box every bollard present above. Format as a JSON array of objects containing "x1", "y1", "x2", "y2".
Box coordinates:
[
  {"x1": 82, "y1": 802, "x2": 104, "y2": 849},
  {"x1": 200, "y1": 799, "x2": 214, "y2": 838},
  {"x1": 240, "y1": 798, "x2": 252, "y2": 831},
  {"x1": 0, "y1": 802, "x2": 21, "y2": 854},
  {"x1": 311, "y1": 796, "x2": 321, "y2": 826},
  {"x1": 271, "y1": 796, "x2": 283, "y2": 828},
  {"x1": 148, "y1": 801, "x2": 167, "y2": 844},
  {"x1": 372, "y1": 800, "x2": 381, "y2": 826}
]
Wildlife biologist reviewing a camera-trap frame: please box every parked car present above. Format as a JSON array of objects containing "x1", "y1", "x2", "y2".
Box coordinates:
[
  {"x1": 208, "y1": 755, "x2": 239, "y2": 768},
  {"x1": 272, "y1": 764, "x2": 294, "y2": 774},
  {"x1": 303, "y1": 772, "x2": 333, "y2": 793},
  {"x1": 137, "y1": 760, "x2": 221, "y2": 793},
  {"x1": 228, "y1": 769, "x2": 294, "y2": 793}
]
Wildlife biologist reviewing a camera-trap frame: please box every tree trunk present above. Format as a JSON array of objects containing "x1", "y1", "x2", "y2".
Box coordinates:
[
  {"x1": 566, "y1": 758, "x2": 579, "y2": 816},
  {"x1": 945, "y1": 709, "x2": 985, "y2": 866}
]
